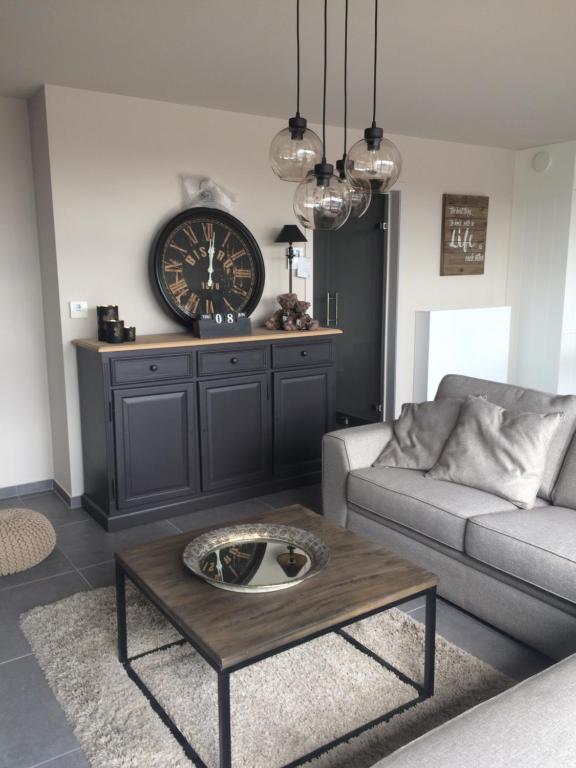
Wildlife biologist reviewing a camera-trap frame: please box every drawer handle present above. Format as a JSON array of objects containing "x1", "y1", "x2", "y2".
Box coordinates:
[
  {"x1": 149, "y1": 364, "x2": 159, "y2": 372},
  {"x1": 300, "y1": 350, "x2": 308, "y2": 357},
  {"x1": 230, "y1": 357, "x2": 239, "y2": 364}
]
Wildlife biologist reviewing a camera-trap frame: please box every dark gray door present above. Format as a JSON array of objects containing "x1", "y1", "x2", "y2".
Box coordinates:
[
  {"x1": 199, "y1": 373, "x2": 272, "y2": 492},
  {"x1": 314, "y1": 196, "x2": 388, "y2": 424},
  {"x1": 113, "y1": 383, "x2": 198, "y2": 509},
  {"x1": 273, "y1": 367, "x2": 334, "y2": 476}
]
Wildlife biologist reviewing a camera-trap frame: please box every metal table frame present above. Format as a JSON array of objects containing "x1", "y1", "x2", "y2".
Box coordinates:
[{"x1": 115, "y1": 561, "x2": 436, "y2": 768}]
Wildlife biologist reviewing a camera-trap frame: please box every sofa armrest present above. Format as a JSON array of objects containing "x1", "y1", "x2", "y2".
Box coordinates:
[{"x1": 322, "y1": 422, "x2": 394, "y2": 527}]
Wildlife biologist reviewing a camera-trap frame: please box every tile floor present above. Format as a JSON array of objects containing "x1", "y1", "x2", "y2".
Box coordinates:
[{"x1": 0, "y1": 486, "x2": 552, "y2": 768}]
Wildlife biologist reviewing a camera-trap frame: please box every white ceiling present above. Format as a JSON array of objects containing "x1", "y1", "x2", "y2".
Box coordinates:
[{"x1": 1, "y1": 0, "x2": 575, "y2": 149}]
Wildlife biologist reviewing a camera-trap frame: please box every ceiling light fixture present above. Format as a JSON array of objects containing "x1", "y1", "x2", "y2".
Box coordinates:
[
  {"x1": 293, "y1": 0, "x2": 351, "y2": 231},
  {"x1": 269, "y1": 0, "x2": 322, "y2": 182},
  {"x1": 336, "y1": 0, "x2": 372, "y2": 218},
  {"x1": 345, "y1": 0, "x2": 401, "y2": 193}
]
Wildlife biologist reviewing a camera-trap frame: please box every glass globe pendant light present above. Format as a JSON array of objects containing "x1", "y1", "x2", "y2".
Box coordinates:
[
  {"x1": 336, "y1": 0, "x2": 371, "y2": 219},
  {"x1": 293, "y1": 0, "x2": 351, "y2": 231},
  {"x1": 269, "y1": 0, "x2": 322, "y2": 182},
  {"x1": 345, "y1": 0, "x2": 402, "y2": 193}
]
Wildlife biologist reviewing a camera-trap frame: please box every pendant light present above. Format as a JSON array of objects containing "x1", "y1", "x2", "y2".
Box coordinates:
[
  {"x1": 293, "y1": 0, "x2": 351, "y2": 231},
  {"x1": 269, "y1": 0, "x2": 323, "y2": 182},
  {"x1": 336, "y1": 0, "x2": 371, "y2": 218},
  {"x1": 345, "y1": 0, "x2": 401, "y2": 193}
]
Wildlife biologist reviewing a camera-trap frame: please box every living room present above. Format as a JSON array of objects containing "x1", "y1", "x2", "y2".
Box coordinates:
[{"x1": 1, "y1": 1, "x2": 575, "y2": 767}]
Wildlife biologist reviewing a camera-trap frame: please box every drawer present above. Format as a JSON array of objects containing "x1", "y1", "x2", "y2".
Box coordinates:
[
  {"x1": 197, "y1": 346, "x2": 268, "y2": 376},
  {"x1": 111, "y1": 354, "x2": 191, "y2": 385},
  {"x1": 273, "y1": 341, "x2": 333, "y2": 368}
]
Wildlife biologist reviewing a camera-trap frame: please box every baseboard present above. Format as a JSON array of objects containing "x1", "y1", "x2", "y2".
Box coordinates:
[
  {"x1": 0, "y1": 478, "x2": 83, "y2": 508},
  {"x1": 53, "y1": 481, "x2": 83, "y2": 509},
  {"x1": 0, "y1": 479, "x2": 53, "y2": 500}
]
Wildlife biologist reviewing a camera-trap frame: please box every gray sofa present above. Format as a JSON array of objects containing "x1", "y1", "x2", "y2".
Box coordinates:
[
  {"x1": 374, "y1": 652, "x2": 576, "y2": 767},
  {"x1": 322, "y1": 374, "x2": 576, "y2": 660}
]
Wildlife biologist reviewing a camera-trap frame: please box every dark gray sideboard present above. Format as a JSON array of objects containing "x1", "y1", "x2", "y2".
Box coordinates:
[{"x1": 73, "y1": 329, "x2": 341, "y2": 530}]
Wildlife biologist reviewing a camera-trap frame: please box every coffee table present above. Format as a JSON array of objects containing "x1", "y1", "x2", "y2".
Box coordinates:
[{"x1": 115, "y1": 505, "x2": 437, "y2": 767}]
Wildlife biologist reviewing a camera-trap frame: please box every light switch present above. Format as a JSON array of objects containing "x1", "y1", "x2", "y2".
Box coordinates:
[{"x1": 69, "y1": 300, "x2": 88, "y2": 319}]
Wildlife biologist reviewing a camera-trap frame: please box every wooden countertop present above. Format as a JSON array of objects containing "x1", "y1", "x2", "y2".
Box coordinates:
[{"x1": 73, "y1": 327, "x2": 342, "y2": 353}]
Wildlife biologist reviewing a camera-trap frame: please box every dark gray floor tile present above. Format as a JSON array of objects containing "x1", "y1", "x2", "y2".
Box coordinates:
[
  {"x1": 0, "y1": 655, "x2": 80, "y2": 768},
  {"x1": 0, "y1": 496, "x2": 22, "y2": 509},
  {"x1": 0, "y1": 571, "x2": 87, "y2": 664},
  {"x1": 18, "y1": 492, "x2": 90, "y2": 528},
  {"x1": 56, "y1": 518, "x2": 178, "y2": 568},
  {"x1": 42, "y1": 749, "x2": 90, "y2": 767},
  {"x1": 0, "y1": 548, "x2": 74, "y2": 591},
  {"x1": 410, "y1": 598, "x2": 553, "y2": 681},
  {"x1": 169, "y1": 498, "x2": 271, "y2": 532},
  {"x1": 257, "y1": 483, "x2": 323, "y2": 513},
  {"x1": 79, "y1": 560, "x2": 115, "y2": 588}
]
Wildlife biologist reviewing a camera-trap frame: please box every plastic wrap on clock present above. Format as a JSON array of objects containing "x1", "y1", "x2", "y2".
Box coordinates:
[{"x1": 180, "y1": 175, "x2": 236, "y2": 213}]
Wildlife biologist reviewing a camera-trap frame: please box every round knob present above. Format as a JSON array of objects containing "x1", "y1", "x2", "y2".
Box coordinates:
[
  {"x1": 300, "y1": 350, "x2": 308, "y2": 357},
  {"x1": 150, "y1": 364, "x2": 158, "y2": 372},
  {"x1": 231, "y1": 357, "x2": 239, "y2": 364}
]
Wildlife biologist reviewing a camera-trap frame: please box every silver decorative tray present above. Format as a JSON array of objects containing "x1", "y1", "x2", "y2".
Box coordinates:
[{"x1": 182, "y1": 523, "x2": 330, "y2": 593}]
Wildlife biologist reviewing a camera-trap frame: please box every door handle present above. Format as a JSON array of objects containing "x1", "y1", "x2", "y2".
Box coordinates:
[{"x1": 326, "y1": 292, "x2": 339, "y2": 327}]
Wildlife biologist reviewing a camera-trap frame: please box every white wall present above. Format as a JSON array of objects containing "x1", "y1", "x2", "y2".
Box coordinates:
[
  {"x1": 507, "y1": 142, "x2": 576, "y2": 393},
  {"x1": 30, "y1": 85, "x2": 516, "y2": 496},
  {"x1": 0, "y1": 96, "x2": 53, "y2": 490}
]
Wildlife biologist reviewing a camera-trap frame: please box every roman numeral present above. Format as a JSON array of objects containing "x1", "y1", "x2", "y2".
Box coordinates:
[
  {"x1": 223, "y1": 297, "x2": 236, "y2": 312},
  {"x1": 164, "y1": 259, "x2": 183, "y2": 272},
  {"x1": 182, "y1": 225, "x2": 198, "y2": 245},
  {"x1": 205, "y1": 298, "x2": 215, "y2": 314},
  {"x1": 234, "y1": 268, "x2": 252, "y2": 279},
  {"x1": 169, "y1": 241, "x2": 188, "y2": 256},
  {"x1": 169, "y1": 278, "x2": 189, "y2": 301},
  {"x1": 202, "y1": 222, "x2": 214, "y2": 241},
  {"x1": 185, "y1": 292, "x2": 200, "y2": 314},
  {"x1": 222, "y1": 231, "x2": 231, "y2": 247},
  {"x1": 231, "y1": 287, "x2": 248, "y2": 298},
  {"x1": 231, "y1": 248, "x2": 246, "y2": 261}
]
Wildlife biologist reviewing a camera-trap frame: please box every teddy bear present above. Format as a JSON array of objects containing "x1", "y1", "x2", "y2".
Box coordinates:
[{"x1": 265, "y1": 293, "x2": 320, "y2": 332}]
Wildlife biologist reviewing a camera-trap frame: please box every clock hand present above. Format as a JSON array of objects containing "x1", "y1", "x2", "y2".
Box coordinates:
[
  {"x1": 207, "y1": 234, "x2": 215, "y2": 289},
  {"x1": 215, "y1": 548, "x2": 224, "y2": 581}
]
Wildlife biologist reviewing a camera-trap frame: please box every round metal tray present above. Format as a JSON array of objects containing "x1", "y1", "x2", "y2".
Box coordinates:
[{"x1": 182, "y1": 523, "x2": 330, "y2": 593}]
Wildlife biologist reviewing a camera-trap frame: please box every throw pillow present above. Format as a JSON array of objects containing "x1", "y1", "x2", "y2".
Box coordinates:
[
  {"x1": 426, "y1": 396, "x2": 563, "y2": 509},
  {"x1": 373, "y1": 397, "x2": 482, "y2": 471}
]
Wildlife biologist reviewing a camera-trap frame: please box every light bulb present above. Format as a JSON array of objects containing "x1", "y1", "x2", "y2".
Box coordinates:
[
  {"x1": 336, "y1": 159, "x2": 372, "y2": 218},
  {"x1": 293, "y1": 162, "x2": 351, "y2": 231},
  {"x1": 346, "y1": 125, "x2": 401, "y2": 193},
  {"x1": 270, "y1": 115, "x2": 323, "y2": 182}
]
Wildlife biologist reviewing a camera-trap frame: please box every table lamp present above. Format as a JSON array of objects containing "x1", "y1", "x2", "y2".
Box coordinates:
[{"x1": 275, "y1": 224, "x2": 308, "y2": 293}]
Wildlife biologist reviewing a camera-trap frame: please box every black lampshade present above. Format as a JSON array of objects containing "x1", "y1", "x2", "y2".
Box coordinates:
[{"x1": 275, "y1": 224, "x2": 308, "y2": 245}]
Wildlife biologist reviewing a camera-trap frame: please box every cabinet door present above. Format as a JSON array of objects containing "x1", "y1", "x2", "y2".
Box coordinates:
[
  {"x1": 113, "y1": 383, "x2": 198, "y2": 509},
  {"x1": 199, "y1": 374, "x2": 271, "y2": 492},
  {"x1": 274, "y1": 367, "x2": 334, "y2": 476}
]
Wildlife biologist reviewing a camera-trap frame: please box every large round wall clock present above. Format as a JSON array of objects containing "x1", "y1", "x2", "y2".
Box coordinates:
[{"x1": 151, "y1": 207, "x2": 265, "y2": 325}]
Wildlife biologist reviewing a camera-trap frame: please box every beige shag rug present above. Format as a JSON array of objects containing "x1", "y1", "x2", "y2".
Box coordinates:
[{"x1": 21, "y1": 587, "x2": 512, "y2": 768}]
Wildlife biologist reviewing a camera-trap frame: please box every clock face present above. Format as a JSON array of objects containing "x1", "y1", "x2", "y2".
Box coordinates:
[{"x1": 151, "y1": 208, "x2": 265, "y2": 325}]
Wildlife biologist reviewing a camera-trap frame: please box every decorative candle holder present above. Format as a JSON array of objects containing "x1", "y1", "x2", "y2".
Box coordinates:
[
  {"x1": 123, "y1": 326, "x2": 136, "y2": 343},
  {"x1": 104, "y1": 319, "x2": 124, "y2": 344},
  {"x1": 97, "y1": 305, "x2": 119, "y2": 341}
]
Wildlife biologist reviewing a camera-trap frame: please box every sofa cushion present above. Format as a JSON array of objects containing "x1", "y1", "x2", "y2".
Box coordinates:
[
  {"x1": 347, "y1": 467, "x2": 517, "y2": 551},
  {"x1": 374, "y1": 653, "x2": 576, "y2": 768},
  {"x1": 427, "y1": 396, "x2": 562, "y2": 509},
  {"x1": 373, "y1": 397, "x2": 475, "y2": 471},
  {"x1": 466, "y1": 507, "x2": 576, "y2": 602},
  {"x1": 436, "y1": 374, "x2": 576, "y2": 500},
  {"x1": 552, "y1": 434, "x2": 576, "y2": 509}
]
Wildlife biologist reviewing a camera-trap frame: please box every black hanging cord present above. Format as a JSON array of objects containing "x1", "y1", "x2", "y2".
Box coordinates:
[
  {"x1": 296, "y1": 0, "x2": 301, "y2": 116},
  {"x1": 322, "y1": 0, "x2": 327, "y2": 162},
  {"x1": 372, "y1": 0, "x2": 378, "y2": 126},
  {"x1": 343, "y1": 0, "x2": 348, "y2": 157}
]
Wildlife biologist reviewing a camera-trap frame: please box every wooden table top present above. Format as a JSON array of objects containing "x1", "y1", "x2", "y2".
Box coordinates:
[
  {"x1": 116, "y1": 506, "x2": 437, "y2": 671},
  {"x1": 73, "y1": 327, "x2": 342, "y2": 353}
]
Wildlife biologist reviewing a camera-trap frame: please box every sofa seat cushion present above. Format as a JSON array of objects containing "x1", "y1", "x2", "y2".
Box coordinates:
[
  {"x1": 347, "y1": 467, "x2": 517, "y2": 551},
  {"x1": 466, "y1": 507, "x2": 576, "y2": 602}
]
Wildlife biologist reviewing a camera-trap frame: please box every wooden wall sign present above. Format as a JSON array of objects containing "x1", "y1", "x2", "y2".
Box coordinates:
[{"x1": 440, "y1": 194, "x2": 489, "y2": 276}]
